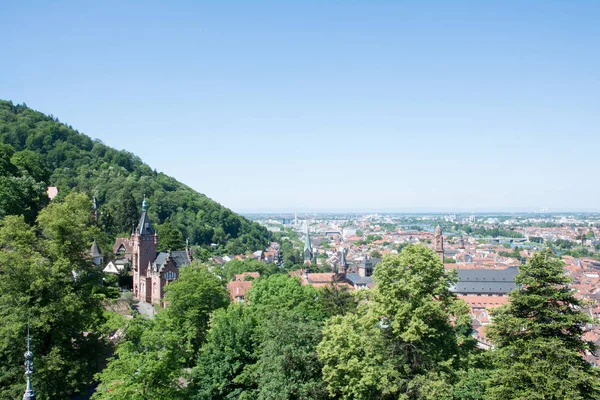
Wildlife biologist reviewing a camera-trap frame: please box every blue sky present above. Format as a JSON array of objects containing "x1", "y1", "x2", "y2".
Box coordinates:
[{"x1": 1, "y1": 1, "x2": 599, "y2": 212}]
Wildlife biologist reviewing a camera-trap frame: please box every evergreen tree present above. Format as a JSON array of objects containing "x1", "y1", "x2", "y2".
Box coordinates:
[{"x1": 486, "y1": 248, "x2": 600, "y2": 399}]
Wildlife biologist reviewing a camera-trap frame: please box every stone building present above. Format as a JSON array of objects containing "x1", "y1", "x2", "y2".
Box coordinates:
[{"x1": 111, "y1": 199, "x2": 192, "y2": 305}]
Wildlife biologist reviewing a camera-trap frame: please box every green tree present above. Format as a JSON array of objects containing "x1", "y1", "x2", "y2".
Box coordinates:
[
  {"x1": 191, "y1": 274, "x2": 327, "y2": 400},
  {"x1": 94, "y1": 263, "x2": 228, "y2": 399},
  {"x1": 92, "y1": 315, "x2": 185, "y2": 400},
  {"x1": 161, "y1": 263, "x2": 230, "y2": 365},
  {"x1": 0, "y1": 193, "x2": 106, "y2": 399},
  {"x1": 318, "y1": 246, "x2": 472, "y2": 400},
  {"x1": 191, "y1": 305, "x2": 258, "y2": 400},
  {"x1": 222, "y1": 259, "x2": 277, "y2": 281},
  {"x1": 247, "y1": 312, "x2": 327, "y2": 400},
  {"x1": 486, "y1": 248, "x2": 600, "y2": 399},
  {"x1": 156, "y1": 218, "x2": 186, "y2": 252},
  {"x1": 318, "y1": 282, "x2": 358, "y2": 317},
  {"x1": 114, "y1": 192, "x2": 139, "y2": 235}
]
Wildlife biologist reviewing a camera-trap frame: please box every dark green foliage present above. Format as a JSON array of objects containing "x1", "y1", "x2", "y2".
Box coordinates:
[
  {"x1": 486, "y1": 248, "x2": 600, "y2": 399},
  {"x1": 0, "y1": 143, "x2": 49, "y2": 223},
  {"x1": 192, "y1": 305, "x2": 258, "y2": 400},
  {"x1": 190, "y1": 274, "x2": 327, "y2": 399},
  {"x1": 0, "y1": 100, "x2": 271, "y2": 252},
  {"x1": 318, "y1": 282, "x2": 358, "y2": 317},
  {"x1": 156, "y1": 218, "x2": 186, "y2": 252}
]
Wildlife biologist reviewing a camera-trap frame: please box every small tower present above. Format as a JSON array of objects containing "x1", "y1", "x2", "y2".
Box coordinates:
[
  {"x1": 434, "y1": 225, "x2": 444, "y2": 263},
  {"x1": 23, "y1": 325, "x2": 35, "y2": 400},
  {"x1": 90, "y1": 240, "x2": 104, "y2": 266},
  {"x1": 339, "y1": 247, "x2": 348, "y2": 275},
  {"x1": 458, "y1": 235, "x2": 465, "y2": 250},
  {"x1": 303, "y1": 224, "x2": 313, "y2": 264},
  {"x1": 132, "y1": 196, "x2": 158, "y2": 300},
  {"x1": 359, "y1": 255, "x2": 373, "y2": 278}
]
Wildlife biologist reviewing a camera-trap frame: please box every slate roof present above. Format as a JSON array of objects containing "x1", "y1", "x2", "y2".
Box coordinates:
[
  {"x1": 345, "y1": 273, "x2": 374, "y2": 286},
  {"x1": 451, "y1": 267, "x2": 519, "y2": 294},
  {"x1": 151, "y1": 250, "x2": 191, "y2": 272},
  {"x1": 90, "y1": 240, "x2": 102, "y2": 257},
  {"x1": 137, "y1": 210, "x2": 155, "y2": 235}
]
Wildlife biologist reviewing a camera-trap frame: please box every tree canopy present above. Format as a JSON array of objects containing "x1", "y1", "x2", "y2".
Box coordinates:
[{"x1": 486, "y1": 248, "x2": 600, "y2": 399}]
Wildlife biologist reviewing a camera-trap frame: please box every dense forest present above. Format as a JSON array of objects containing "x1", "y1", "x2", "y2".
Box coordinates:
[{"x1": 0, "y1": 100, "x2": 271, "y2": 254}]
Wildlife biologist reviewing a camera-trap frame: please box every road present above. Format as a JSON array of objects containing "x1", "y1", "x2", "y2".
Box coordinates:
[{"x1": 132, "y1": 301, "x2": 156, "y2": 319}]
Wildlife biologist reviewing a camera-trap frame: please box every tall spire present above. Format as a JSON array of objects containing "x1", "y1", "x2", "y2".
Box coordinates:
[
  {"x1": 136, "y1": 197, "x2": 154, "y2": 235},
  {"x1": 303, "y1": 223, "x2": 313, "y2": 263},
  {"x1": 23, "y1": 324, "x2": 35, "y2": 400}
]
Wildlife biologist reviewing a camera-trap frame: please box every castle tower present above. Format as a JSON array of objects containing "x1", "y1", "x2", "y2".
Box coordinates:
[
  {"x1": 132, "y1": 197, "x2": 158, "y2": 300},
  {"x1": 303, "y1": 223, "x2": 313, "y2": 264},
  {"x1": 434, "y1": 225, "x2": 444, "y2": 263}
]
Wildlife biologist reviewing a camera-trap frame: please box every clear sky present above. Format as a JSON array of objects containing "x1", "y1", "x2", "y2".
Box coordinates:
[{"x1": 1, "y1": 1, "x2": 599, "y2": 212}]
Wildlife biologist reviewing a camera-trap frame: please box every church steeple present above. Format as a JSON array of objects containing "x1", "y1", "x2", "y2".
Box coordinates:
[
  {"x1": 434, "y1": 225, "x2": 444, "y2": 263},
  {"x1": 303, "y1": 223, "x2": 313, "y2": 264},
  {"x1": 136, "y1": 197, "x2": 154, "y2": 235},
  {"x1": 23, "y1": 325, "x2": 35, "y2": 400}
]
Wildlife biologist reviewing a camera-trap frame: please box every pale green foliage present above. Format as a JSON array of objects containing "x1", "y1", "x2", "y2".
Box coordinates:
[{"x1": 318, "y1": 245, "x2": 470, "y2": 400}]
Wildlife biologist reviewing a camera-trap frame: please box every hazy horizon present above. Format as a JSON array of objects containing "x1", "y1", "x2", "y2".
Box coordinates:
[{"x1": 2, "y1": 1, "x2": 599, "y2": 213}]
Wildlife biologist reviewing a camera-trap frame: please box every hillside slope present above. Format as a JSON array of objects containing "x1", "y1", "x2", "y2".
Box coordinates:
[{"x1": 0, "y1": 100, "x2": 271, "y2": 254}]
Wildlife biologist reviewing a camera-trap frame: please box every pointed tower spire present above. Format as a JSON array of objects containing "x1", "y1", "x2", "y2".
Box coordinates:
[
  {"x1": 303, "y1": 223, "x2": 313, "y2": 264},
  {"x1": 23, "y1": 324, "x2": 35, "y2": 400}
]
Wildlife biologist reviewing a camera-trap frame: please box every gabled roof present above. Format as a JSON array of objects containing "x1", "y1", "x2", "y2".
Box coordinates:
[{"x1": 151, "y1": 250, "x2": 192, "y2": 272}]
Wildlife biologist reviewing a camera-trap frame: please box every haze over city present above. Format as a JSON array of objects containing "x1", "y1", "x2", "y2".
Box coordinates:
[{"x1": 2, "y1": 1, "x2": 599, "y2": 212}]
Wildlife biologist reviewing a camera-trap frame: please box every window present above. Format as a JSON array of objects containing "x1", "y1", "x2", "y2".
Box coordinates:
[{"x1": 164, "y1": 271, "x2": 177, "y2": 280}]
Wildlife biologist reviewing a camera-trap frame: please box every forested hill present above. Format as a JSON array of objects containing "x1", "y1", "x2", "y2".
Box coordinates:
[{"x1": 0, "y1": 100, "x2": 271, "y2": 254}]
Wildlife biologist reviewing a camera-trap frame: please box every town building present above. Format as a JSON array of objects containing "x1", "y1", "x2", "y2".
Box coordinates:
[{"x1": 109, "y1": 199, "x2": 192, "y2": 305}]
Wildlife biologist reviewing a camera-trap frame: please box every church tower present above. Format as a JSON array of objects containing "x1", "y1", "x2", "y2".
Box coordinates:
[
  {"x1": 132, "y1": 197, "x2": 158, "y2": 300},
  {"x1": 339, "y1": 247, "x2": 348, "y2": 275},
  {"x1": 434, "y1": 225, "x2": 444, "y2": 263},
  {"x1": 303, "y1": 223, "x2": 313, "y2": 264}
]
